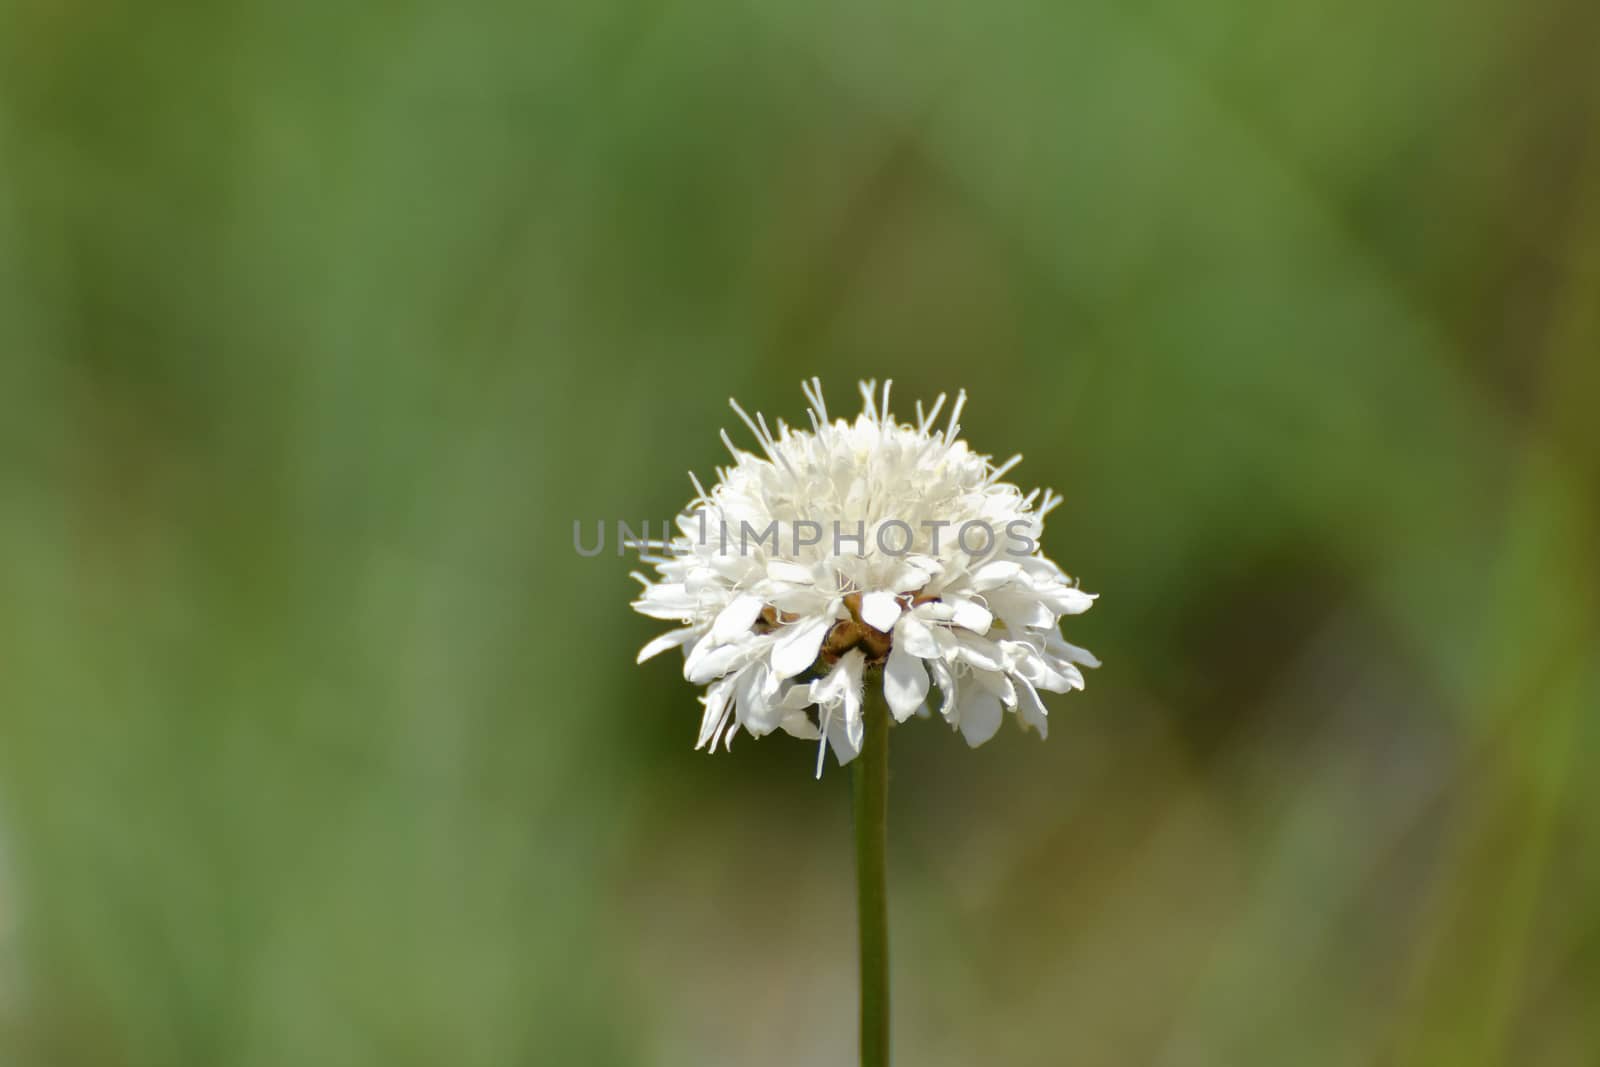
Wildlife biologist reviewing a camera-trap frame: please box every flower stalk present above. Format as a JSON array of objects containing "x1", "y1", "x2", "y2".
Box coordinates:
[{"x1": 853, "y1": 681, "x2": 891, "y2": 1067}]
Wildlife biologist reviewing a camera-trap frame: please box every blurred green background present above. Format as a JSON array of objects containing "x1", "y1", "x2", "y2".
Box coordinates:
[{"x1": 2, "y1": 1, "x2": 1598, "y2": 1064}]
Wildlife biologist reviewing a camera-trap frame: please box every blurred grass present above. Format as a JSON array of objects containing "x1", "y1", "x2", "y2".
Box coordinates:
[{"x1": 1, "y1": 1, "x2": 1597, "y2": 1064}]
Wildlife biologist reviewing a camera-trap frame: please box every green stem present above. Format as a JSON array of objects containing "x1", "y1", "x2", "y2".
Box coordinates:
[{"x1": 853, "y1": 683, "x2": 891, "y2": 1067}]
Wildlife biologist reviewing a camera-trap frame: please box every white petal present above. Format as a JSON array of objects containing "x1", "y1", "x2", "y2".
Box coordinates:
[
  {"x1": 954, "y1": 632, "x2": 1007, "y2": 672},
  {"x1": 972, "y1": 667, "x2": 1016, "y2": 707},
  {"x1": 1040, "y1": 586, "x2": 1096, "y2": 616},
  {"x1": 1049, "y1": 636, "x2": 1102, "y2": 669},
  {"x1": 895, "y1": 613, "x2": 941, "y2": 658},
  {"x1": 780, "y1": 683, "x2": 817, "y2": 710},
  {"x1": 695, "y1": 676, "x2": 737, "y2": 750},
  {"x1": 1039, "y1": 638, "x2": 1089, "y2": 689},
  {"x1": 970, "y1": 560, "x2": 1023, "y2": 591},
  {"x1": 1058, "y1": 663, "x2": 1086, "y2": 691},
  {"x1": 710, "y1": 594, "x2": 765, "y2": 643},
  {"x1": 886, "y1": 559, "x2": 936, "y2": 592},
  {"x1": 681, "y1": 567, "x2": 717, "y2": 594},
  {"x1": 770, "y1": 586, "x2": 829, "y2": 614},
  {"x1": 826, "y1": 712, "x2": 862, "y2": 766},
  {"x1": 770, "y1": 615, "x2": 832, "y2": 679},
  {"x1": 1001, "y1": 641, "x2": 1053, "y2": 686},
  {"x1": 685, "y1": 639, "x2": 755, "y2": 685},
  {"x1": 631, "y1": 583, "x2": 703, "y2": 620},
  {"x1": 1027, "y1": 659, "x2": 1077, "y2": 693},
  {"x1": 949, "y1": 598, "x2": 993, "y2": 634},
  {"x1": 778, "y1": 708, "x2": 820, "y2": 740},
  {"x1": 987, "y1": 590, "x2": 1054, "y2": 631},
  {"x1": 860, "y1": 591, "x2": 903, "y2": 632},
  {"x1": 927, "y1": 658, "x2": 958, "y2": 721},
  {"x1": 1013, "y1": 673, "x2": 1049, "y2": 738},
  {"x1": 836, "y1": 650, "x2": 868, "y2": 750},
  {"x1": 883, "y1": 641, "x2": 929, "y2": 722},
  {"x1": 766, "y1": 559, "x2": 814, "y2": 584},
  {"x1": 636, "y1": 627, "x2": 698, "y2": 663},
  {"x1": 958, "y1": 688, "x2": 1003, "y2": 748},
  {"x1": 738, "y1": 666, "x2": 784, "y2": 735}
]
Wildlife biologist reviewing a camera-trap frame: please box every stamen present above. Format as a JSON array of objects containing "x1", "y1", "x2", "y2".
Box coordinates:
[
  {"x1": 621, "y1": 537, "x2": 675, "y2": 552},
  {"x1": 728, "y1": 398, "x2": 767, "y2": 449},
  {"x1": 988, "y1": 453, "x2": 1022, "y2": 483},
  {"x1": 815, "y1": 705, "x2": 832, "y2": 779},
  {"x1": 803, "y1": 377, "x2": 829, "y2": 423},
  {"x1": 757, "y1": 411, "x2": 796, "y2": 475},
  {"x1": 858, "y1": 379, "x2": 878, "y2": 423},
  {"x1": 946, "y1": 389, "x2": 967, "y2": 442},
  {"x1": 803, "y1": 378, "x2": 831, "y2": 442}
]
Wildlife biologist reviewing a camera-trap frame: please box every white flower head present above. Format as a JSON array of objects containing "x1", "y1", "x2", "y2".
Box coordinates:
[{"x1": 631, "y1": 379, "x2": 1099, "y2": 776}]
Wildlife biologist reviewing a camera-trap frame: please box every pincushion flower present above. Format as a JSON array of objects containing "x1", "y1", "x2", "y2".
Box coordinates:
[{"x1": 631, "y1": 379, "x2": 1099, "y2": 777}]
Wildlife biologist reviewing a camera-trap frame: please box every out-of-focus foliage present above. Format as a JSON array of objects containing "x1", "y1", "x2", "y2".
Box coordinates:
[{"x1": 1, "y1": 1, "x2": 1596, "y2": 1064}]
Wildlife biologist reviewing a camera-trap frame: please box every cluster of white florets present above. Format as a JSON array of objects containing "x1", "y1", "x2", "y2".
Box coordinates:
[{"x1": 632, "y1": 380, "x2": 1098, "y2": 776}]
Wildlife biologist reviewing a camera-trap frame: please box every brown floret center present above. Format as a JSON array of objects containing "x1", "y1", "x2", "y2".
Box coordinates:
[{"x1": 753, "y1": 591, "x2": 942, "y2": 671}]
